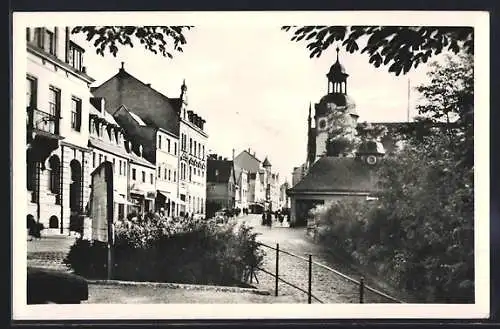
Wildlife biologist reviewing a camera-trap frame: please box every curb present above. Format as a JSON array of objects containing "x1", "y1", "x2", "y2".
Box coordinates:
[{"x1": 87, "y1": 279, "x2": 272, "y2": 296}]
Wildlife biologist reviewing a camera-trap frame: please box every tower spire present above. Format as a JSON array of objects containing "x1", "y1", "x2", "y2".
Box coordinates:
[{"x1": 336, "y1": 46, "x2": 340, "y2": 63}]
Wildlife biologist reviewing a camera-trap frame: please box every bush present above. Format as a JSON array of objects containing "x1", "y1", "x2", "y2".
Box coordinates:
[
  {"x1": 64, "y1": 217, "x2": 265, "y2": 286},
  {"x1": 313, "y1": 136, "x2": 474, "y2": 303}
]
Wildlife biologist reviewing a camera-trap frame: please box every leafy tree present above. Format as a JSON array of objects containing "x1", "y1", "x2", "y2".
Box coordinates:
[
  {"x1": 325, "y1": 110, "x2": 359, "y2": 156},
  {"x1": 281, "y1": 26, "x2": 473, "y2": 76},
  {"x1": 71, "y1": 26, "x2": 193, "y2": 58},
  {"x1": 313, "y1": 50, "x2": 474, "y2": 303}
]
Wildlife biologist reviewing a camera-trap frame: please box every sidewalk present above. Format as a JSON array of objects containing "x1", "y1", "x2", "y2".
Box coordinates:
[
  {"x1": 86, "y1": 282, "x2": 297, "y2": 304},
  {"x1": 27, "y1": 234, "x2": 77, "y2": 272}
]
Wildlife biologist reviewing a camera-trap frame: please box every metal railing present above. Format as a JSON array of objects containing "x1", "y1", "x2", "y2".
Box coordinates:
[
  {"x1": 27, "y1": 107, "x2": 60, "y2": 135},
  {"x1": 251, "y1": 242, "x2": 404, "y2": 304}
]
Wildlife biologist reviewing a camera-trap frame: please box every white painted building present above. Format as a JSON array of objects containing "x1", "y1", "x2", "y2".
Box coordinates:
[
  {"x1": 26, "y1": 26, "x2": 95, "y2": 234},
  {"x1": 177, "y1": 82, "x2": 208, "y2": 217}
]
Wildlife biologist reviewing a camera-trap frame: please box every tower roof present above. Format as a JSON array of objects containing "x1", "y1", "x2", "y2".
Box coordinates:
[
  {"x1": 262, "y1": 157, "x2": 272, "y2": 167},
  {"x1": 327, "y1": 47, "x2": 348, "y2": 81}
]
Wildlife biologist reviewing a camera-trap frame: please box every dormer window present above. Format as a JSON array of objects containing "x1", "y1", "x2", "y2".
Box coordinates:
[{"x1": 68, "y1": 41, "x2": 84, "y2": 72}]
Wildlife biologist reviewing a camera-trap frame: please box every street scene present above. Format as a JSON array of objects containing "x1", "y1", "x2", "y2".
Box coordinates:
[{"x1": 17, "y1": 14, "x2": 481, "y2": 311}]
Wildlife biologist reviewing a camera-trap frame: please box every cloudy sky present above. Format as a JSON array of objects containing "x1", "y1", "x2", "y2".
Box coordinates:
[{"x1": 73, "y1": 26, "x2": 445, "y2": 183}]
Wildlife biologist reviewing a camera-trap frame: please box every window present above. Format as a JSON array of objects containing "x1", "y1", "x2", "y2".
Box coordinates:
[
  {"x1": 112, "y1": 158, "x2": 116, "y2": 171},
  {"x1": 71, "y1": 97, "x2": 82, "y2": 131},
  {"x1": 68, "y1": 42, "x2": 83, "y2": 71},
  {"x1": 142, "y1": 171, "x2": 146, "y2": 183},
  {"x1": 92, "y1": 153, "x2": 96, "y2": 167},
  {"x1": 99, "y1": 154, "x2": 103, "y2": 164},
  {"x1": 132, "y1": 168, "x2": 136, "y2": 180},
  {"x1": 44, "y1": 29, "x2": 55, "y2": 55},
  {"x1": 26, "y1": 76, "x2": 37, "y2": 108},
  {"x1": 168, "y1": 169, "x2": 171, "y2": 181},
  {"x1": 167, "y1": 138, "x2": 171, "y2": 153},
  {"x1": 194, "y1": 141, "x2": 197, "y2": 157},
  {"x1": 202, "y1": 145, "x2": 205, "y2": 159},
  {"x1": 164, "y1": 168, "x2": 167, "y2": 180},
  {"x1": 150, "y1": 173, "x2": 153, "y2": 184},
  {"x1": 189, "y1": 138, "x2": 192, "y2": 155},
  {"x1": 104, "y1": 155, "x2": 107, "y2": 162},
  {"x1": 124, "y1": 162, "x2": 127, "y2": 175},
  {"x1": 157, "y1": 167, "x2": 161, "y2": 178},
  {"x1": 48, "y1": 155, "x2": 61, "y2": 195},
  {"x1": 189, "y1": 166, "x2": 192, "y2": 182},
  {"x1": 174, "y1": 142, "x2": 177, "y2": 155},
  {"x1": 158, "y1": 135, "x2": 162, "y2": 149},
  {"x1": 119, "y1": 160, "x2": 122, "y2": 175},
  {"x1": 173, "y1": 171, "x2": 177, "y2": 182},
  {"x1": 48, "y1": 86, "x2": 60, "y2": 117}
]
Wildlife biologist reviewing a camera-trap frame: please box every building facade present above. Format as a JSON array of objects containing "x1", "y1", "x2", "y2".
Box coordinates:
[
  {"x1": 233, "y1": 149, "x2": 281, "y2": 212},
  {"x1": 128, "y1": 149, "x2": 156, "y2": 215},
  {"x1": 177, "y1": 81, "x2": 208, "y2": 217},
  {"x1": 205, "y1": 156, "x2": 236, "y2": 217},
  {"x1": 91, "y1": 66, "x2": 207, "y2": 219},
  {"x1": 234, "y1": 166, "x2": 249, "y2": 212},
  {"x1": 26, "y1": 26, "x2": 95, "y2": 234},
  {"x1": 88, "y1": 97, "x2": 131, "y2": 221}
]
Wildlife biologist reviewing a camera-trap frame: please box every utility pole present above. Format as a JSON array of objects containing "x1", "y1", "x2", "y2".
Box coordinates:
[{"x1": 407, "y1": 78, "x2": 411, "y2": 123}]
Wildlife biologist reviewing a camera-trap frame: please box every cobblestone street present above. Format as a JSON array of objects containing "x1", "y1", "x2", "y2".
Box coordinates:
[{"x1": 237, "y1": 214, "x2": 397, "y2": 304}]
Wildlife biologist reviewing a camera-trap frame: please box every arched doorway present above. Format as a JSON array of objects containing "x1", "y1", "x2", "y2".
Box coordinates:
[{"x1": 69, "y1": 159, "x2": 83, "y2": 233}]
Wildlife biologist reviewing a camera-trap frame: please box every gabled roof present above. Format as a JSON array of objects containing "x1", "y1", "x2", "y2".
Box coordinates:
[
  {"x1": 94, "y1": 68, "x2": 180, "y2": 136},
  {"x1": 288, "y1": 156, "x2": 382, "y2": 194},
  {"x1": 207, "y1": 159, "x2": 235, "y2": 183},
  {"x1": 128, "y1": 111, "x2": 147, "y2": 126}
]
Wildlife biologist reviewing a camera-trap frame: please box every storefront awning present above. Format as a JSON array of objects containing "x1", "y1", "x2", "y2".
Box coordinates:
[
  {"x1": 156, "y1": 190, "x2": 170, "y2": 200},
  {"x1": 114, "y1": 193, "x2": 134, "y2": 205}
]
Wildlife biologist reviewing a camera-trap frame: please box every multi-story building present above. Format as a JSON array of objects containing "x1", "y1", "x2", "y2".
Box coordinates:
[
  {"x1": 205, "y1": 155, "x2": 236, "y2": 217},
  {"x1": 233, "y1": 149, "x2": 280, "y2": 213},
  {"x1": 91, "y1": 65, "x2": 183, "y2": 217},
  {"x1": 110, "y1": 104, "x2": 177, "y2": 216},
  {"x1": 234, "y1": 166, "x2": 249, "y2": 212},
  {"x1": 176, "y1": 81, "x2": 208, "y2": 217},
  {"x1": 88, "y1": 97, "x2": 131, "y2": 221},
  {"x1": 128, "y1": 147, "x2": 156, "y2": 215},
  {"x1": 26, "y1": 26, "x2": 95, "y2": 234}
]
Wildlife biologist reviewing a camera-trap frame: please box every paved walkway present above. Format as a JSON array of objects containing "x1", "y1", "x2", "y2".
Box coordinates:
[
  {"x1": 27, "y1": 234, "x2": 77, "y2": 272},
  {"x1": 237, "y1": 214, "x2": 397, "y2": 304}
]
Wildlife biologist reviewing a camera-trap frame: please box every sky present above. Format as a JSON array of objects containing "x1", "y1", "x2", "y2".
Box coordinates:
[{"x1": 74, "y1": 26, "x2": 447, "y2": 184}]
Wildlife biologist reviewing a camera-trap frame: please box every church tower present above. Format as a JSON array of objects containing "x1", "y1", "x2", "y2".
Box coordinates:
[{"x1": 311, "y1": 47, "x2": 359, "y2": 162}]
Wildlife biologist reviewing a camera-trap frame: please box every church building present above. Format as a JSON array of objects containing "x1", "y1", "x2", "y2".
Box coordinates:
[{"x1": 287, "y1": 48, "x2": 386, "y2": 227}]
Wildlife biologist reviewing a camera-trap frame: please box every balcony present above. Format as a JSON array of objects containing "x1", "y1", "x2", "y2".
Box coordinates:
[
  {"x1": 26, "y1": 106, "x2": 64, "y2": 165},
  {"x1": 27, "y1": 107, "x2": 61, "y2": 137}
]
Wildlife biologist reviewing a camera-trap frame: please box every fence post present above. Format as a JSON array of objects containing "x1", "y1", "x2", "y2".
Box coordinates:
[
  {"x1": 308, "y1": 254, "x2": 312, "y2": 304},
  {"x1": 359, "y1": 276, "x2": 365, "y2": 303},
  {"x1": 275, "y1": 243, "x2": 279, "y2": 297}
]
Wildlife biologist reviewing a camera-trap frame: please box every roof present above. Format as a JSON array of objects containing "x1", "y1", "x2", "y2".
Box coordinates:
[
  {"x1": 88, "y1": 137, "x2": 130, "y2": 160},
  {"x1": 128, "y1": 111, "x2": 147, "y2": 126},
  {"x1": 207, "y1": 159, "x2": 234, "y2": 183},
  {"x1": 317, "y1": 93, "x2": 357, "y2": 116},
  {"x1": 129, "y1": 152, "x2": 155, "y2": 169},
  {"x1": 90, "y1": 104, "x2": 119, "y2": 126},
  {"x1": 96, "y1": 68, "x2": 180, "y2": 136},
  {"x1": 289, "y1": 156, "x2": 382, "y2": 194},
  {"x1": 262, "y1": 157, "x2": 272, "y2": 167}
]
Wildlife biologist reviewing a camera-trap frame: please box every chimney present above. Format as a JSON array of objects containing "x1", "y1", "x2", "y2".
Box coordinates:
[
  {"x1": 223, "y1": 157, "x2": 228, "y2": 161},
  {"x1": 218, "y1": 156, "x2": 222, "y2": 161},
  {"x1": 139, "y1": 145, "x2": 143, "y2": 157},
  {"x1": 146, "y1": 83, "x2": 151, "y2": 87},
  {"x1": 120, "y1": 62, "x2": 125, "y2": 71}
]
